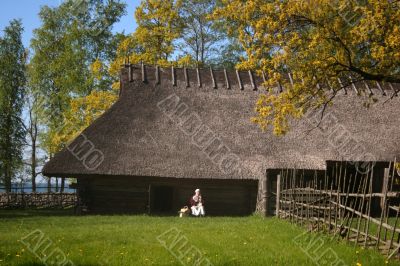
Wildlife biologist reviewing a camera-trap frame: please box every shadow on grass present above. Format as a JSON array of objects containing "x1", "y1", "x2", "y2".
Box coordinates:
[
  {"x1": 17, "y1": 263, "x2": 105, "y2": 266},
  {"x1": 13, "y1": 263, "x2": 44, "y2": 266},
  {"x1": 0, "y1": 209, "x2": 257, "y2": 219},
  {"x1": 0, "y1": 208, "x2": 75, "y2": 219},
  {"x1": 17, "y1": 263, "x2": 104, "y2": 266}
]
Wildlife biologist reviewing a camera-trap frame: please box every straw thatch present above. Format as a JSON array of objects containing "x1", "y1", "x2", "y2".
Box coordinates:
[{"x1": 42, "y1": 65, "x2": 400, "y2": 180}]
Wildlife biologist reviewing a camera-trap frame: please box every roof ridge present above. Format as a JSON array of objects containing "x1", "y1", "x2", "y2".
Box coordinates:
[
  {"x1": 120, "y1": 63, "x2": 263, "y2": 92},
  {"x1": 119, "y1": 63, "x2": 399, "y2": 97}
]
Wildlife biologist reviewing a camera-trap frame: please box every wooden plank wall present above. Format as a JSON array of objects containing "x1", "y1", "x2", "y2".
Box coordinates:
[{"x1": 77, "y1": 176, "x2": 258, "y2": 216}]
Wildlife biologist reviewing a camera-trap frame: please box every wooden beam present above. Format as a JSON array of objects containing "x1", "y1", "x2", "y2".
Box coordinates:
[
  {"x1": 210, "y1": 67, "x2": 216, "y2": 89},
  {"x1": 388, "y1": 203, "x2": 400, "y2": 259},
  {"x1": 348, "y1": 75, "x2": 359, "y2": 94},
  {"x1": 148, "y1": 184, "x2": 151, "y2": 214},
  {"x1": 277, "y1": 82, "x2": 283, "y2": 93},
  {"x1": 236, "y1": 70, "x2": 243, "y2": 90},
  {"x1": 172, "y1": 66, "x2": 176, "y2": 86},
  {"x1": 262, "y1": 71, "x2": 267, "y2": 84},
  {"x1": 184, "y1": 67, "x2": 189, "y2": 88},
  {"x1": 312, "y1": 76, "x2": 322, "y2": 91},
  {"x1": 329, "y1": 201, "x2": 400, "y2": 234},
  {"x1": 376, "y1": 168, "x2": 390, "y2": 248},
  {"x1": 141, "y1": 62, "x2": 147, "y2": 83},
  {"x1": 288, "y1": 73, "x2": 294, "y2": 86},
  {"x1": 128, "y1": 64, "x2": 133, "y2": 82},
  {"x1": 376, "y1": 81, "x2": 386, "y2": 96},
  {"x1": 196, "y1": 67, "x2": 202, "y2": 88},
  {"x1": 364, "y1": 81, "x2": 373, "y2": 95},
  {"x1": 325, "y1": 77, "x2": 335, "y2": 93},
  {"x1": 388, "y1": 83, "x2": 398, "y2": 97},
  {"x1": 224, "y1": 69, "x2": 230, "y2": 89},
  {"x1": 265, "y1": 171, "x2": 271, "y2": 216},
  {"x1": 249, "y1": 70, "x2": 257, "y2": 91},
  {"x1": 155, "y1": 65, "x2": 160, "y2": 85},
  {"x1": 276, "y1": 174, "x2": 281, "y2": 217},
  {"x1": 337, "y1": 77, "x2": 347, "y2": 94},
  {"x1": 280, "y1": 188, "x2": 400, "y2": 198}
]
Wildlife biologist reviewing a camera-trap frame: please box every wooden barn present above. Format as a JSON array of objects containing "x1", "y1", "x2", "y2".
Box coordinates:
[{"x1": 42, "y1": 64, "x2": 400, "y2": 216}]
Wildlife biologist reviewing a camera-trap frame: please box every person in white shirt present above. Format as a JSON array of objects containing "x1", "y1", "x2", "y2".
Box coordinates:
[{"x1": 190, "y1": 188, "x2": 205, "y2": 216}]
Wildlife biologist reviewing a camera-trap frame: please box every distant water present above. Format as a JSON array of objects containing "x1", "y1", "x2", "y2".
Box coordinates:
[{"x1": 0, "y1": 183, "x2": 76, "y2": 193}]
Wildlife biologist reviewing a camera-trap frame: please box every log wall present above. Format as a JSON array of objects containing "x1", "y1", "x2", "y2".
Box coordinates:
[{"x1": 77, "y1": 176, "x2": 258, "y2": 216}]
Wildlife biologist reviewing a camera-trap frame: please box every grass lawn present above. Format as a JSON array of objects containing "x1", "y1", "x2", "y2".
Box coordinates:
[{"x1": 0, "y1": 210, "x2": 398, "y2": 266}]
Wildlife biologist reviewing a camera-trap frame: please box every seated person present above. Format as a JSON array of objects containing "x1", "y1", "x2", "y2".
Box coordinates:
[{"x1": 190, "y1": 188, "x2": 205, "y2": 216}]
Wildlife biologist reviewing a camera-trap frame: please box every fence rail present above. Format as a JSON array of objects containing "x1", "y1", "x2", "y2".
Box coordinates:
[
  {"x1": 0, "y1": 192, "x2": 77, "y2": 209},
  {"x1": 276, "y1": 161, "x2": 400, "y2": 260}
]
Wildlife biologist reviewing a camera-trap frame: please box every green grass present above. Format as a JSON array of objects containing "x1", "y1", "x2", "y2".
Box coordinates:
[{"x1": 0, "y1": 210, "x2": 398, "y2": 266}]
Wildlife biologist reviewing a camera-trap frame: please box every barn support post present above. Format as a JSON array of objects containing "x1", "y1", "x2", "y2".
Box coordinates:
[
  {"x1": 148, "y1": 184, "x2": 152, "y2": 215},
  {"x1": 257, "y1": 178, "x2": 266, "y2": 216},
  {"x1": 265, "y1": 171, "x2": 271, "y2": 215},
  {"x1": 276, "y1": 174, "x2": 281, "y2": 217},
  {"x1": 257, "y1": 170, "x2": 271, "y2": 216}
]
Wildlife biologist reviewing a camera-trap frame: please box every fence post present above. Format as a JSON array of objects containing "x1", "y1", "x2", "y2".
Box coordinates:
[{"x1": 377, "y1": 167, "x2": 390, "y2": 248}]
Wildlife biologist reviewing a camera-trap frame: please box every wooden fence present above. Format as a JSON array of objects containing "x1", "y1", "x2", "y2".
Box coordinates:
[
  {"x1": 276, "y1": 161, "x2": 400, "y2": 260},
  {"x1": 0, "y1": 192, "x2": 77, "y2": 209}
]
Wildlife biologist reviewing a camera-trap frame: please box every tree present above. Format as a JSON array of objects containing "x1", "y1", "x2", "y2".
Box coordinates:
[
  {"x1": 54, "y1": 90, "x2": 118, "y2": 149},
  {"x1": 214, "y1": 0, "x2": 400, "y2": 135},
  {"x1": 110, "y1": 0, "x2": 244, "y2": 71},
  {"x1": 133, "y1": 0, "x2": 183, "y2": 65},
  {"x1": 209, "y1": 9, "x2": 246, "y2": 69},
  {"x1": 29, "y1": 0, "x2": 126, "y2": 191},
  {"x1": 0, "y1": 20, "x2": 26, "y2": 192},
  {"x1": 178, "y1": 0, "x2": 224, "y2": 66},
  {"x1": 22, "y1": 83, "x2": 47, "y2": 192},
  {"x1": 109, "y1": 33, "x2": 143, "y2": 89}
]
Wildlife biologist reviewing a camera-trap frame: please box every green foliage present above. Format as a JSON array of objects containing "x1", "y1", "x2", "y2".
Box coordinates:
[
  {"x1": 0, "y1": 19, "x2": 26, "y2": 191},
  {"x1": 214, "y1": 0, "x2": 400, "y2": 135},
  {"x1": 29, "y1": 0, "x2": 126, "y2": 155},
  {"x1": 134, "y1": 0, "x2": 183, "y2": 64},
  {"x1": 211, "y1": 37, "x2": 246, "y2": 69},
  {"x1": 110, "y1": 0, "x2": 243, "y2": 70}
]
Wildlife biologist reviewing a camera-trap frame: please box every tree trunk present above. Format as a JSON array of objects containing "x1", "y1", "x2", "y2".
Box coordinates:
[
  {"x1": 4, "y1": 119, "x2": 12, "y2": 192},
  {"x1": 31, "y1": 142, "x2": 36, "y2": 192},
  {"x1": 61, "y1": 177, "x2": 65, "y2": 192},
  {"x1": 47, "y1": 177, "x2": 51, "y2": 192},
  {"x1": 31, "y1": 176, "x2": 36, "y2": 192},
  {"x1": 199, "y1": 19, "x2": 205, "y2": 65},
  {"x1": 4, "y1": 166, "x2": 11, "y2": 192},
  {"x1": 30, "y1": 114, "x2": 38, "y2": 193}
]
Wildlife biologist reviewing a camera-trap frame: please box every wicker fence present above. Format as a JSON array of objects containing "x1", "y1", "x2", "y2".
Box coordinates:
[
  {"x1": 276, "y1": 161, "x2": 400, "y2": 260},
  {"x1": 0, "y1": 192, "x2": 77, "y2": 209}
]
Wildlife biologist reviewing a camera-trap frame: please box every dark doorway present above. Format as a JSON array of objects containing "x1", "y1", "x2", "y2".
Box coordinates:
[{"x1": 152, "y1": 186, "x2": 174, "y2": 213}]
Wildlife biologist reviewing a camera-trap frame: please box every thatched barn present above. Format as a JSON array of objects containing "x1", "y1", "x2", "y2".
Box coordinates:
[{"x1": 42, "y1": 64, "x2": 400, "y2": 215}]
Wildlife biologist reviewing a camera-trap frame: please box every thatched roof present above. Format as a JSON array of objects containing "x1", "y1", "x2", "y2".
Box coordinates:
[{"x1": 42, "y1": 64, "x2": 400, "y2": 180}]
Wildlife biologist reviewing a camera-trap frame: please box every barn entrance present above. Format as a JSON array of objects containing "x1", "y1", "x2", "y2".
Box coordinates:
[
  {"x1": 80, "y1": 176, "x2": 258, "y2": 215},
  {"x1": 151, "y1": 185, "x2": 174, "y2": 213}
]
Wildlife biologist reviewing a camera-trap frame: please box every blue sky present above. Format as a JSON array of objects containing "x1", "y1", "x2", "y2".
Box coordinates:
[{"x1": 0, "y1": 0, "x2": 140, "y2": 47}]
